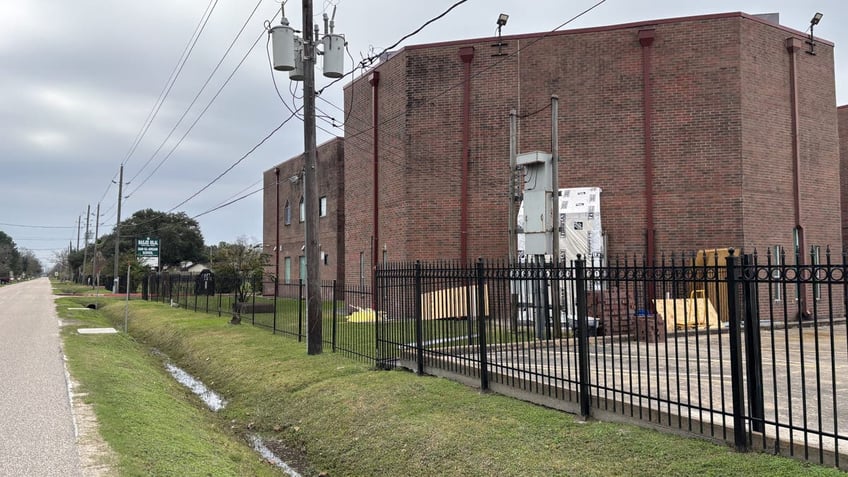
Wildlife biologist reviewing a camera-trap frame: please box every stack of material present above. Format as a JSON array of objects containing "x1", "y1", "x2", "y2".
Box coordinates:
[
  {"x1": 631, "y1": 313, "x2": 666, "y2": 343},
  {"x1": 589, "y1": 288, "x2": 634, "y2": 337}
]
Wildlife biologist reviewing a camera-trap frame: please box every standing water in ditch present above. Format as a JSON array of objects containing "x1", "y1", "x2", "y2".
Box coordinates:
[
  {"x1": 164, "y1": 363, "x2": 227, "y2": 411},
  {"x1": 163, "y1": 360, "x2": 303, "y2": 476}
]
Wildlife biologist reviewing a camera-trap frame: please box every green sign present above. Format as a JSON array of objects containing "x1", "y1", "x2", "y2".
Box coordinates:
[{"x1": 137, "y1": 237, "x2": 160, "y2": 268}]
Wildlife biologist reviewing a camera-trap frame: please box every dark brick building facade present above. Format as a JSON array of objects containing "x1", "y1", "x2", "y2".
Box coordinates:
[
  {"x1": 262, "y1": 138, "x2": 345, "y2": 293},
  {"x1": 342, "y1": 12, "x2": 841, "y2": 288},
  {"x1": 839, "y1": 105, "x2": 848, "y2": 248}
]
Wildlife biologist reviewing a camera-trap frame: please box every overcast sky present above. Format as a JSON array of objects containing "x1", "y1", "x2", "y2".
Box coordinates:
[{"x1": 0, "y1": 0, "x2": 842, "y2": 270}]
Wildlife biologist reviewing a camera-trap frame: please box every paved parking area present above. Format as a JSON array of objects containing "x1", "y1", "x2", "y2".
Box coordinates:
[{"x1": 471, "y1": 322, "x2": 848, "y2": 456}]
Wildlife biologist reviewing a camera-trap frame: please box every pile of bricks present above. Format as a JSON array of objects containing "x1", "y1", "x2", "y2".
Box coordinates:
[{"x1": 588, "y1": 289, "x2": 633, "y2": 337}]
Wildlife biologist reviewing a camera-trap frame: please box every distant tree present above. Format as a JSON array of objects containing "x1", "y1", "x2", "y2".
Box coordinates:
[
  {"x1": 19, "y1": 249, "x2": 42, "y2": 277},
  {"x1": 0, "y1": 231, "x2": 22, "y2": 277},
  {"x1": 209, "y1": 238, "x2": 266, "y2": 302},
  {"x1": 99, "y1": 209, "x2": 206, "y2": 268}
]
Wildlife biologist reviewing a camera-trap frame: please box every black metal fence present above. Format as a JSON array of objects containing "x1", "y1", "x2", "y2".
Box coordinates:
[
  {"x1": 374, "y1": 248, "x2": 848, "y2": 470},
  {"x1": 142, "y1": 273, "x2": 377, "y2": 363}
]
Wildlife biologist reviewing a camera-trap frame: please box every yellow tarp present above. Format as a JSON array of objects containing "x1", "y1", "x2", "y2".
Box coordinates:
[{"x1": 347, "y1": 308, "x2": 379, "y2": 323}]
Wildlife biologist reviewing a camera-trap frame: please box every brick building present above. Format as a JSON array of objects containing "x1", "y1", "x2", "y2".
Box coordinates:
[
  {"x1": 342, "y1": 11, "x2": 841, "y2": 289},
  {"x1": 840, "y1": 105, "x2": 848, "y2": 248},
  {"x1": 262, "y1": 137, "x2": 345, "y2": 293}
]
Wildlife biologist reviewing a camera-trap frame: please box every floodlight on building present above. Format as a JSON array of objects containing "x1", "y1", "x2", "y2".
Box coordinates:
[
  {"x1": 807, "y1": 12, "x2": 823, "y2": 55},
  {"x1": 494, "y1": 13, "x2": 509, "y2": 56}
]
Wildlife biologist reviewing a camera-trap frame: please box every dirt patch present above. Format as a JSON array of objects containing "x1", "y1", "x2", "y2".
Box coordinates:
[
  {"x1": 70, "y1": 381, "x2": 118, "y2": 476},
  {"x1": 261, "y1": 437, "x2": 313, "y2": 476}
]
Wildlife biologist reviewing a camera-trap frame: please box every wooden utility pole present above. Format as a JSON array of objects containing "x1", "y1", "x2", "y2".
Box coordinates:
[
  {"x1": 82, "y1": 204, "x2": 90, "y2": 284},
  {"x1": 302, "y1": 0, "x2": 322, "y2": 354},
  {"x1": 113, "y1": 165, "x2": 124, "y2": 292}
]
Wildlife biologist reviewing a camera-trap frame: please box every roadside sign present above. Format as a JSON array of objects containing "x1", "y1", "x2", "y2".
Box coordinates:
[{"x1": 137, "y1": 237, "x2": 160, "y2": 268}]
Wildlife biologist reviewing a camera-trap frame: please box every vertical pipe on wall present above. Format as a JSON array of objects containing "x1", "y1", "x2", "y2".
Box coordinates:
[
  {"x1": 459, "y1": 47, "x2": 475, "y2": 264},
  {"x1": 639, "y1": 29, "x2": 656, "y2": 307},
  {"x1": 274, "y1": 168, "x2": 280, "y2": 290},
  {"x1": 786, "y1": 36, "x2": 809, "y2": 320},
  {"x1": 370, "y1": 72, "x2": 380, "y2": 308}
]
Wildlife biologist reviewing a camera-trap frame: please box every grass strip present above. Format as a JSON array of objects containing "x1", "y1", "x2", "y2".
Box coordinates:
[
  {"x1": 57, "y1": 296, "x2": 280, "y2": 476},
  {"x1": 72, "y1": 296, "x2": 846, "y2": 477}
]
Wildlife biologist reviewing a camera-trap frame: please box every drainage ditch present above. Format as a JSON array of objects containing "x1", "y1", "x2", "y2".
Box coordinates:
[{"x1": 162, "y1": 360, "x2": 303, "y2": 476}]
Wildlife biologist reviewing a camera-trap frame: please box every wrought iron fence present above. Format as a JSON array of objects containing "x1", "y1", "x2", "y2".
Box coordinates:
[
  {"x1": 374, "y1": 248, "x2": 848, "y2": 470},
  {"x1": 142, "y1": 272, "x2": 377, "y2": 363}
]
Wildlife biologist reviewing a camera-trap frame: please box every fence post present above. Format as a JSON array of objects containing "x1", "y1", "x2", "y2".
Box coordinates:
[
  {"x1": 742, "y1": 253, "x2": 764, "y2": 433},
  {"x1": 476, "y1": 258, "x2": 489, "y2": 391},
  {"x1": 576, "y1": 255, "x2": 591, "y2": 418},
  {"x1": 332, "y1": 280, "x2": 338, "y2": 352},
  {"x1": 251, "y1": 275, "x2": 257, "y2": 325},
  {"x1": 726, "y1": 248, "x2": 749, "y2": 451},
  {"x1": 272, "y1": 277, "x2": 278, "y2": 334},
  {"x1": 414, "y1": 261, "x2": 425, "y2": 375},
  {"x1": 298, "y1": 279, "x2": 304, "y2": 342}
]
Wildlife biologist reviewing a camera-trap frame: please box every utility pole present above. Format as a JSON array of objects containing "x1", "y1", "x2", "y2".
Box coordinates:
[
  {"x1": 270, "y1": 0, "x2": 344, "y2": 354},
  {"x1": 113, "y1": 165, "x2": 124, "y2": 293},
  {"x1": 75, "y1": 215, "x2": 81, "y2": 282},
  {"x1": 302, "y1": 0, "x2": 322, "y2": 354},
  {"x1": 92, "y1": 202, "x2": 100, "y2": 290},
  {"x1": 82, "y1": 204, "x2": 90, "y2": 285}
]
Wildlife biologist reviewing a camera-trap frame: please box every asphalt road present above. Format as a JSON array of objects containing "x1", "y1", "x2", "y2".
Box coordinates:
[{"x1": 0, "y1": 278, "x2": 81, "y2": 476}]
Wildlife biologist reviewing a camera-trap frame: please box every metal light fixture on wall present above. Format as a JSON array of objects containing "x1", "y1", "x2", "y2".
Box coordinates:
[
  {"x1": 494, "y1": 13, "x2": 509, "y2": 56},
  {"x1": 807, "y1": 12, "x2": 823, "y2": 55}
]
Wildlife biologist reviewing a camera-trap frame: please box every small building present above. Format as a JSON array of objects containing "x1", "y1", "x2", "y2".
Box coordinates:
[{"x1": 262, "y1": 137, "x2": 345, "y2": 294}]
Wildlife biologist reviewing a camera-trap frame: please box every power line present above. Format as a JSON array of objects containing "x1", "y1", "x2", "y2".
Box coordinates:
[
  {"x1": 191, "y1": 187, "x2": 264, "y2": 219},
  {"x1": 122, "y1": 0, "x2": 219, "y2": 168},
  {"x1": 168, "y1": 107, "x2": 303, "y2": 212},
  {"x1": 315, "y1": 0, "x2": 471, "y2": 97},
  {"x1": 126, "y1": 0, "x2": 266, "y2": 186},
  {"x1": 125, "y1": 24, "x2": 273, "y2": 199},
  {"x1": 0, "y1": 222, "x2": 75, "y2": 229}
]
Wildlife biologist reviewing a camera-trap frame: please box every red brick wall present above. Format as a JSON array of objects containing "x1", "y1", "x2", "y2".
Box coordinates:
[
  {"x1": 343, "y1": 52, "x2": 408, "y2": 288},
  {"x1": 342, "y1": 12, "x2": 841, "y2": 286},
  {"x1": 840, "y1": 106, "x2": 848, "y2": 249},
  {"x1": 263, "y1": 137, "x2": 345, "y2": 292}
]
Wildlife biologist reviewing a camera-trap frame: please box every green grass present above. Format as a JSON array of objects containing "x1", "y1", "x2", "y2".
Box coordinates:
[
  {"x1": 57, "y1": 296, "x2": 282, "y2": 476},
  {"x1": 73, "y1": 296, "x2": 846, "y2": 476}
]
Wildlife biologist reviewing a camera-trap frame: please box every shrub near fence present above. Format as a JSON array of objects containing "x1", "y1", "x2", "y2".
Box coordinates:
[{"x1": 375, "y1": 250, "x2": 848, "y2": 471}]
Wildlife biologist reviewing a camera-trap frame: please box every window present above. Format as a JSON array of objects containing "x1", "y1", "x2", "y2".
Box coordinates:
[
  {"x1": 284, "y1": 201, "x2": 291, "y2": 225},
  {"x1": 299, "y1": 255, "x2": 307, "y2": 281},
  {"x1": 319, "y1": 196, "x2": 327, "y2": 217},
  {"x1": 323, "y1": 252, "x2": 329, "y2": 265},
  {"x1": 299, "y1": 197, "x2": 305, "y2": 222},
  {"x1": 284, "y1": 257, "x2": 292, "y2": 284}
]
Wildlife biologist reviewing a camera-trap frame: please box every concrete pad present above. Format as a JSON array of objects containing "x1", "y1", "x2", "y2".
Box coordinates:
[
  {"x1": 77, "y1": 328, "x2": 118, "y2": 335},
  {"x1": 67, "y1": 308, "x2": 93, "y2": 311}
]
